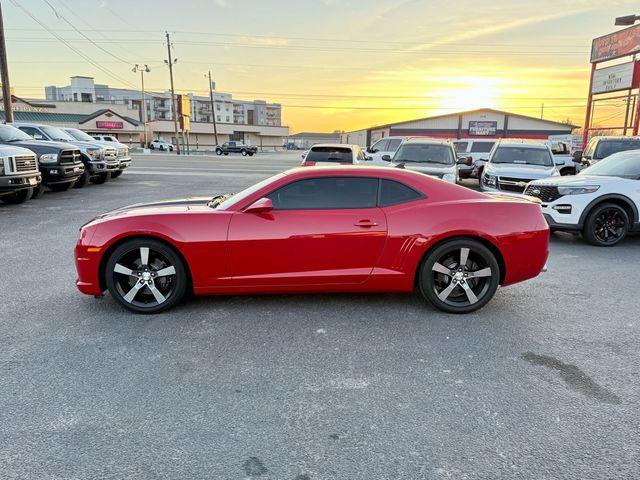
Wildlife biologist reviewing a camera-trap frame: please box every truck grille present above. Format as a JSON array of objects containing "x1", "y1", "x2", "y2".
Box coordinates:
[
  {"x1": 116, "y1": 147, "x2": 128, "y2": 158},
  {"x1": 60, "y1": 149, "x2": 82, "y2": 164},
  {"x1": 498, "y1": 177, "x2": 534, "y2": 194},
  {"x1": 104, "y1": 148, "x2": 117, "y2": 161},
  {"x1": 524, "y1": 185, "x2": 563, "y2": 202},
  {"x1": 13, "y1": 154, "x2": 38, "y2": 173}
]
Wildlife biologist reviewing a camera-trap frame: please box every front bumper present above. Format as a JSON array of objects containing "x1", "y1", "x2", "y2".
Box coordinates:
[
  {"x1": 0, "y1": 172, "x2": 41, "y2": 193},
  {"x1": 116, "y1": 156, "x2": 132, "y2": 171},
  {"x1": 40, "y1": 163, "x2": 84, "y2": 185},
  {"x1": 74, "y1": 233, "x2": 103, "y2": 296}
]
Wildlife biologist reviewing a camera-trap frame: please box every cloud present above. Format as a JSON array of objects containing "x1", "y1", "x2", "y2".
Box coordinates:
[
  {"x1": 239, "y1": 36, "x2": 289, "y2": 46},
  {"x1": 214, "y1": 0, "x2": 227, "y2": 6}
]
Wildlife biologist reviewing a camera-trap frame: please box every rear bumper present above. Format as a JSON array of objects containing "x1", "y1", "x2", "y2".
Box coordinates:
[{"x1": 0, "y1": 173, "x2": 41, "y2": 193}]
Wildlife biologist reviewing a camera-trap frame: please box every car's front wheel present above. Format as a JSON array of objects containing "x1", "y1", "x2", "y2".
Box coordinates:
[
  {"x1": 1, "y1": 188, "x2": 33, "y2": 204},
  {"x1": 583, "y1": 202, "x2": 629, "y2": 246},
  {"x1": 73, "y1": 169, "x2": 90, "y2": 188},
  {"x1": 91, "y1": 172, "x2": 110, "y2": 184},
  {"x1": 105, "y1": 239, "x2": 188, "y2": 313},
  {"x1": 111, "y1": 171, "x2": 123, "y2": 178},
  {"x1": 50, "y1": 182, "x2": 72, "y2": 192},
  {"x1": 419, "y1": 238, "x2": 500, "y2": 314},
  {"x1": 241, "y1": 149, "x2": 247, "y2": 156}
]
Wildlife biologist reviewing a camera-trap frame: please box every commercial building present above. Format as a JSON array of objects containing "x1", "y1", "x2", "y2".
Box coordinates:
[
  {"x1": 287, "y1": 132, "x2": 341, "y2": 149},
  {"x1": 341, "y1": 108, "x2": 577, "y2": 147},
  {"x1": 39, "y1": 76, "x2": 288, "y2": 148}
]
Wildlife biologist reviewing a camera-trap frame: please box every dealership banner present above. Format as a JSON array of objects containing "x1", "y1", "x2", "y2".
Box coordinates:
[
  {"x1": 591, "y1": 24, "x2": 640, "y2": 63},
  {"x1": 96, "y1": 121, "x2": 124, "y2": 129},
  {"x1": 591, "y1": 61, "x2": 640, "y2": 94},
  {"x1": 468, "y1": 121, "x2": 497, "y2": 136}
]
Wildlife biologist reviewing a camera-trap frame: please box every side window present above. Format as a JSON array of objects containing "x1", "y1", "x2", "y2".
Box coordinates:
[
  {"x1": 18, "y1": 126, "x2": 42, "y2": 139},
  {"x1": 454, "y1": 141, "x2": 468, "y2": 153},
  {"x1": 379, "y1": 179, "x2": 423, "y2": 207},
  {"x1": 267, "y1": 177, "x2": 378, "y2": 210},
  {"x1": 371, "y1": 139, "x2": 388, "y2": 152},
  {"x1": 386, "y1": 139, "x2": 402, "y2": 152}
]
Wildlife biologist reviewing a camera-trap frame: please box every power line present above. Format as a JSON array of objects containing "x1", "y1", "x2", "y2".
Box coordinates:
[{"x1": 8, "y1": 0, "x2": 137, "y2": 88}]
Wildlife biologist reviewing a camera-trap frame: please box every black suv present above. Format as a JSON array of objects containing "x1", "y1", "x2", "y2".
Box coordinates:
[
  {"x1": 0, "y1": 124, "x2": 83, "y2": 192},
  {"x1": 215, "y1": 141, "x2": 257, "y2": 156}
]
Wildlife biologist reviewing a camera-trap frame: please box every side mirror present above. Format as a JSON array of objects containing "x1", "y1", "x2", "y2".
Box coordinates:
[
  {"x1": 244, "y1": 197, "x2": 273, "y2": 214},
  {"x1": 457, "y1": 155, "x2": 472, "y2": 166},
  {"x1": 364, "y1": 155, "x2": 373, "y2": 161},
  {"x1": 301, "y1": 152, "x2": 307, "y2": 159},
  {"x1": 572, "y1": 151, "x2": 583, "y2": 163},
  {"x1": 33, "y1": 133, "x2": 45, "y2": 140},
  {"x1": 381, "y1": 154, "x2": 391, "y2": 162}
]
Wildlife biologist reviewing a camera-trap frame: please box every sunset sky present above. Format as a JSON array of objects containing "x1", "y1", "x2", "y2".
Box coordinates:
[{"x1": 4, "y1": 0, "x2": 640, "y2": 132}]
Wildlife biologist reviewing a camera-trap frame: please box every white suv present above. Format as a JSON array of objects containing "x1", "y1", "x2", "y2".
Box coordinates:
[
  {"x1": 149, "y1": 139, "x2": 174, "y2": 151},
  {"x1": 365, "y1": 136, "x2": 407, "y2": 165},
  {"x1": 525, "y1": 150, "x2": 640, "y2": 246}
]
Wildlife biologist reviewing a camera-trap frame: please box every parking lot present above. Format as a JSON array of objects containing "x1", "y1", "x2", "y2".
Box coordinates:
[{"x1": 1, "y1": 151, "x2": 639, "y2": 479}]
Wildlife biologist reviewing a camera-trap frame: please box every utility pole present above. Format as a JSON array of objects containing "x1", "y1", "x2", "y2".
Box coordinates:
[
  {"x1": 207, "y1": 70, "x2": 219, "y2": 145},
  {"x1": 132, "y1": 64, "x2": 150, "y2": 148},
  {"x1": 0, "y1": 3, "x2": 14, "y2": 123},
  {"x1": 540, "y1": 103, "x2": 544, "y2": 119},
  {"x1": 165, "y1": 31, "x2": 180, "y2": 155}
]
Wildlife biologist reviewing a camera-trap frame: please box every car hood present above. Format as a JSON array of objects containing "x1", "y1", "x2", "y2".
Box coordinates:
[
  {"x1": 116, "y1": 197, "x2": 213, "y2": 211},
  {"x1": 0, "y1": 145, "x2": 37, "y2": 157},
  {"x1": 529, "y1": 174, "x2": 619, "y2": 186},
  {"x1": 486, "y1": 163, "x2": 556, "y2": 178},
  {"x1": 66, "y1": 140, "x2": 104, "y2": 150},
  {"x1": 11, "y1": 139, "x2": 78, "y2": 153},
  {"x1": 88, "y1": 197, "x2": 213, "y2": 224}
]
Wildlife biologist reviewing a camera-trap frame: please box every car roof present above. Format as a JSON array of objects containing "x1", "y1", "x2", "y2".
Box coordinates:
[
  {"x1": 495, "y1": 139, "x2": 549, "y2": 149},
  {"x1": 310, "y1": 143, "x2": 357, "y2": 149},
  {"x1": 402, "y1": 137, "x2": 452, "y2": 145},
  {"x1": 454, "y1": 138, "x2": 496, "y2": 142}
]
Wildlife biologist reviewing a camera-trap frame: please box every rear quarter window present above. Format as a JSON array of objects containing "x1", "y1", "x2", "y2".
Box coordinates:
[{"x1": 379, "y1": 179, "x2": 423, "y2": 206}]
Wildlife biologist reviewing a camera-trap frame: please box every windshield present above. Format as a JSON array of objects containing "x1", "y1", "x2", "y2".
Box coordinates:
[
  {"x1": 65, "y1": 128, "x2": 95, "y2": 142},
  {"x1": 594, "y1": 139, "x2": 640, "y2": 159},
  {"x1": 491, "y1": 147, "x2": 553, "y2": 166},
  {"x1": 0, "y1": 125, "x2": 33, "y2": 142},
  {"x1": 215, "y1": 173, "x2": 286, "y2": 210},
  {"x1": 393, "y1": 144, "x2": 454, "y2": 165},
  {"x1": 580, "y1": 151, "x2": 640, "y2": 179},
  {"x1": 41, "y1": 126, "x2": 75, "y2": 142},
  {"x1": 306, "y1": 146, "x2": 353, "y2": 163}
]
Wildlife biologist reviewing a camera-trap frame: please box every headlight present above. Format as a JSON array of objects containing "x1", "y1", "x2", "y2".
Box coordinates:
[
  {"x1": 39, "y1": 153, "x2": 58, "y2": 164},
  {"x1": 557, "y1": 185, "x2": 600, "y2": 195},
  {"x1": 86, "y1": 148, "x2": 102, "y2": 160},
  {"x1": 483, "y1": 173, "x2": 497, "y2": 187},
  {"x1": 442, "y1": 173, "x2": 456, "y2": 183}
]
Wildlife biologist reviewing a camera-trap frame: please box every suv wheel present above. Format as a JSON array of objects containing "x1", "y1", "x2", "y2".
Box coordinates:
[
  {"x1": 50, "y1": 182, "x2": 72, "y2": 192},
  {"x1": 105, "y1": 239, "x2": 188, "y2": 313},
  {"x1": 1, "y1": 188, "x2": 33, "y2": 204},
  {"x1": 149, "y1": 144, "x2": 155, "y2": 150},
  {"x1": 241, "y1": 149, "x2": 247, "y2": 156},
  {"x1": 583, "y1": 203, "x2": 629, "y2": 246},
  {"x1": 216, "y1": 149, "x2": 222, "y2": 155},
  {"x1": 91, "y1": 172, "x2": 110, "y2": 185},
  {"x1": 73, "y1": 169, "x2": 90, "y2": 189},
  {"x1": 419, "y1": 238, "x2": 500, "y2": 314}
]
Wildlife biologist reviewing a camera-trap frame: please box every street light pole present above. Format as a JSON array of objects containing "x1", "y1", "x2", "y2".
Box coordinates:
[
  {"x1": 0, "y1": 3, "x2": 14, "y2": 123},
  {"x1": 165, "y1": 31, "x2": 180, "y2": 155},
  {"x1": 207, "y1": 70, "x2": 219, "y2": 145},
  {"x1": 132, "y1": 64, "x2": 150, "y2": 148}
]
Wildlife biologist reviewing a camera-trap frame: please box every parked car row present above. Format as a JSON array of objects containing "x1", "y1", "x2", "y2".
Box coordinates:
[{"x1": 0, "y1": 123, "x2": 131, "y2": 205}]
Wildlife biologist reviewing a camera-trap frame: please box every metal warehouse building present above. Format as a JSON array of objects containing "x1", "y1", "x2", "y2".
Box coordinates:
[{"x1": 341, "y1": 108, "x2": 577, "y2": 147}]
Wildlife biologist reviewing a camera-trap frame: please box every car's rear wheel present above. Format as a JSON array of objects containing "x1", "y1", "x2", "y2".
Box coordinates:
[
  {"x1": 50, "y1": 182, "x2": 72, "y2": 192},
  {"x1": 1, "y1": 188, "x2": 33, "y2": 204},
  {"x1": 419, "y1": 238, "x2": 500, "y2": 314},
  {"x1": 105, "y1": 239, "x2": 188, "y2": 313},
  {"x1": 583, "y1": 203, "x2": 628, "y2": 246}
]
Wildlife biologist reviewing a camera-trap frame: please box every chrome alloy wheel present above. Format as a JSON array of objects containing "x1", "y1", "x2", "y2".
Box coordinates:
[
  {"x1": 112, "y1": 246, "x2": 177, "y2": 308},
  {"x1": 430, "y1": 246, "x2": 494, "y2": 308}
]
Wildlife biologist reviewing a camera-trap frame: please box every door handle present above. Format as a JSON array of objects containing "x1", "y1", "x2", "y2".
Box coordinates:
[{"x1": 354, "y1": 220, "x2": 378, "y2": 228}]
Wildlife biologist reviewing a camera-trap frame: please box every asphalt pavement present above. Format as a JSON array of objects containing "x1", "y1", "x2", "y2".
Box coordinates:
[{"x1": 0, "y1": 151, "x2": 638, "y2": 479}]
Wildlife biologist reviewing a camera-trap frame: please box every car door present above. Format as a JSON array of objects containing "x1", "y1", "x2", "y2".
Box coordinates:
[
  {"x1": 369, "y1": 139, "x2": 389, "y2": 164},
  {"x1": 227, "y1": 176, "x2": 388, "y2": 286}
]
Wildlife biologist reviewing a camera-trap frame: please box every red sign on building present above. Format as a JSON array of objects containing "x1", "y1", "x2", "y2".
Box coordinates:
[
  {"x1": 96, "y1": 120, "x2": 124, "y2": 129},
  {"x1": 591, "y1": 24, "x2": 640, "y2": 63}
]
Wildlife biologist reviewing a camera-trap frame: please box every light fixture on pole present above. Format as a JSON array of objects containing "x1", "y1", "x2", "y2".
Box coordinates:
[
  {"x1": 615, "y1": 14, "x2": 639, "y2": 26},
  {"x1": 132, "y1": 64, "x2": 150, "y2": 148}
]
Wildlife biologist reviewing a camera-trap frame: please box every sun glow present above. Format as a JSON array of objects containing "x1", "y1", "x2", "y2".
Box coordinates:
[{"x1": 430, "y1": 77, "x2": 504, "y2": 112}]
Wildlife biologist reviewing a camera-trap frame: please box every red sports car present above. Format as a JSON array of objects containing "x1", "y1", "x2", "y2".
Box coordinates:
[{"x1": 75, "y1": 167, "x2": 549, "y2": 314}]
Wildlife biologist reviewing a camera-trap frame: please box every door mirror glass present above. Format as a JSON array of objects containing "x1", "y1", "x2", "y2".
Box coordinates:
[
  {"x1": 572, "y1": 150, "x2": 583, "y2": 162},
  {"x1": 381, "y1": 154, "x2": 391, "y2": 162},
  {"x1": 457, "y1": 155, "x2": 472, "y2": 166},
  {"x1": 33, "y1": 133, "x2": 45, "y2": 140},
  {"x1": 245, "y1": 197, "x2": 273, "y2": 214}
]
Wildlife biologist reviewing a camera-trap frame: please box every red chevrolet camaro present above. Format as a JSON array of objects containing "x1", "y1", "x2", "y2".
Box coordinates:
[{"x1": 75, "y1": 167, "x2": 549, "y2": 314}]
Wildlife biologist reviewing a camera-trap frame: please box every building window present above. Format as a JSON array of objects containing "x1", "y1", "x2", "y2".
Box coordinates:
[
  {"x1": 226, "y1": 116, "x2": 230, "y2": 122},
  {"x1": 217, "y1": 115, "x2": 221, "y2": 121}
]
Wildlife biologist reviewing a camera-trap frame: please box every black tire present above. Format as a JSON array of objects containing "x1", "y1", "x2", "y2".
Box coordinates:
[
  {"x1": 241, "y1": 149, "x2": 247, "y2": 156},
  {"x1": 111, "y1": 170, "x2": 123, "y2": 178},
  {"x1": 169, "y1": 146, "x2": 173, "y2": 152},
  {"x1": 160, "y1": 145, "x2": 165, "y2": 151},
  {"x1": 582, "y1": 202, "x2": 629, "y2": 247},
  {"x1": 216, "y1": 149, "x2": 222, "y2": 155},
  {"x1": 150, "y1": 144, "x2": 155, "y2": 150},
  {"x1": 248, "y1": 152, "x2": 254, "y2": 156},
  {"x1": 105, "y1": 238, "x2": 188, "y2": 313},
  {"x1": 1, "y1": 188, "x2": 33, "y2": 204},
  {"x1": 73, "y1": 168, "x2": 90, "y2": 189},
  {"x1": 419, "y1": 238, "x2": 500, "y2": 314},
  {"x1": 31, "y1": 184, "x2": 45, "y2": 199},
  {"x1": 49, "y1": 182, "x2": 72, "y2": 192},
  {"x1": 90, "y1": 172, "x2": 110, "y2": 185},
  {"x1": 223, "y1": 152, "x2": 228, "y2": 156}
]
